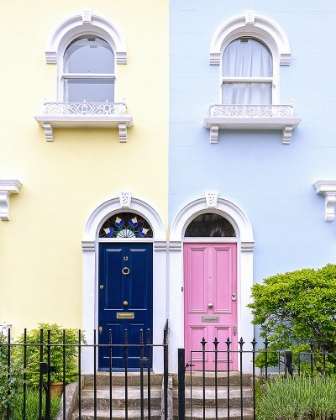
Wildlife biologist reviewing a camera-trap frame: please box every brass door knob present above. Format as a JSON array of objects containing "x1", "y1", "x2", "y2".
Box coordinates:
[{"x1": 123, "y1": 301, "x2": 129, "y2": 307}]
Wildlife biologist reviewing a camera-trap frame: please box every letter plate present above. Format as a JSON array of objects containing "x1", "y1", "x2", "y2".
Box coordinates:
[
  {"x1": 202, "y1": 316, "x2": 219, "y2": 323},
  {"x1": 117, "y1": 312, "x2": 135, "y2": 319}
]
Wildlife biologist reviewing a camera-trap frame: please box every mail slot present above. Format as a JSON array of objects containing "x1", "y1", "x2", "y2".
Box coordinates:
[
  {"x1": 202, "y1": 316, "x2": 219, "y2": 323},
  {"x1": 117, "y1": 312, "x2": 135, "y2": 319}
]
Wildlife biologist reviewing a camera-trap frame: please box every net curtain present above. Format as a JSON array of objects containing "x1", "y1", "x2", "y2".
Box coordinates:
[{"x1": 222, "y1": 38, "x2": 273, "y2": 105}]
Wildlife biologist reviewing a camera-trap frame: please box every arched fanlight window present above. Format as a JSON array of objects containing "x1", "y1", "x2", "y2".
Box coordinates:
[
  {"x1": 99, "y1": 212, "x2": 153, "y2": 238},
  {"x1": 222, "y1": 37, "x2": 273, "y2": 105},
  {"x1": 63, "y1": 36, "x2": 115, "y2": 102},
  {"x1": 184, "y1": 213, "x2": 236, "y2": 237}
]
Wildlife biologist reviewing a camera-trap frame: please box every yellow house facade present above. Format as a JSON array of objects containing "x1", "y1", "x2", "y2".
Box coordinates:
[{"x1": 0, "y1": 0, "x2": 169, "y2": 369}]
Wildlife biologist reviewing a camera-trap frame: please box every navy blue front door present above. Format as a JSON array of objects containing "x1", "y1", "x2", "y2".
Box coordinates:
[{"x1": 98, "y1": 243, "x2": 153, "y2": 370}]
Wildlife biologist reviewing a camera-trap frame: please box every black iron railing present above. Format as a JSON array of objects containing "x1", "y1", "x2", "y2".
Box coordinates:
[{"x1": 0, "y1": 321, "x2": 169, "y2": 420}]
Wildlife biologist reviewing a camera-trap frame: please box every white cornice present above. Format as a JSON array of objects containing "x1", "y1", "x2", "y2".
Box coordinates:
[
  {"x1": 0, "y1": 180, "x2": 22, "y2": 221},
  {"x1": 46, "y1": 11, "x2": 127, "y2": 65},
  {"x1": 314, "y1": 181, "x2": 336, "y2": 221},
  {"x1": 34, "y1": 115, "x2": 133, "y2": 142},
  {"x1": 203, "y1": 116, "x2": 301, "y2": 144}
]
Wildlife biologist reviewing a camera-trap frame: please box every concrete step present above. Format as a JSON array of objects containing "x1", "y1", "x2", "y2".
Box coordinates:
[
  {"x1": 72, "y1": 409, "x2": 162, "y2": 420},
  {"x1": 174, "y1": 371, "x2": 252, "y2": 386},
  {"x1": 84, "y1": 372, "x2": 163, "y2": 387},
  {"x1": 174, "y1": 407, "x2": 254, "y2": 420},
  {"x1": 174, "y1": 386, "x2": 253, "y2": 408},
  {"x1": 78, "y1": 385, "x2": 162, "y2": 410}
]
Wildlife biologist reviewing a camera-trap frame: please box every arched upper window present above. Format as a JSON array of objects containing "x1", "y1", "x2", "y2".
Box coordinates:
[
  {"x1": 184, "y1": 213, "x2": 236, "y2": 237},
  {"x1": 63, "y1": 36, "x2": 115, "y2": 102},
  {"x1": 222, "y1": 37, "x2": 273, "y2": 105},
  {"x1": 99, "y1": 212, "x2": 153, "y2": 239}
]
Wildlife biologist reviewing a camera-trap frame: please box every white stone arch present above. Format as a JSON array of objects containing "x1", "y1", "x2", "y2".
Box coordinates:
[
  {"x1": 46, "y1": 10, "x2": 127, "y2": 64},
  {"x1": 168, "y1": 195, "x2": 254, "y2": 372},
  {"x1": 81, "y1": 195, "x2": 167, "y2": 373}
]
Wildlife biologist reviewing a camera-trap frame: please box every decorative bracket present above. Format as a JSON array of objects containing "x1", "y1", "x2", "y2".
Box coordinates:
[
  {"x1": 205, "y1": 191, "x2": 219, "y2": 208},
  {"x1": 119, "y1": 191, "x2": 132, "y2": 208},
  {"x1": 314, "y1": 181, "x2": 336, "y2": 221},
  {"x1": 0, "y1": 180, "x2": 22, "y2": 221}
]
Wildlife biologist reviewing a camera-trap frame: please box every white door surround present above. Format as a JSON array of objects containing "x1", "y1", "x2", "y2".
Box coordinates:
[
  {"x1": 81, "y1": 195, "x2": 167, "y2": 373},
  {"x1": 169, "y1": 195, "x2": 254, "y2": 372}
]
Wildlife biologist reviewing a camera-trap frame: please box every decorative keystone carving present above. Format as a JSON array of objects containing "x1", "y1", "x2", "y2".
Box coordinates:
[
  {"x1": 119, "y1": 191, "x2": 132, "y2": 208},
  {"x1": 314, "y1": 181, "x2": 336, "y2": 221},
  {"x1": 245, "y1": 10, "x2": 256, "y2": 25},
  {"x1": 0, "y1": 180, "x2": 22, "y2": 221},
  {"x1": 205, "y1": 191, "x2": 219, "y2": 208},
  {"x1": 82, "y1": 10, "x2": 92, "y2": 24}
]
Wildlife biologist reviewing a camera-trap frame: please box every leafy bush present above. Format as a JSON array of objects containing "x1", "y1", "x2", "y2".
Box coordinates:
[
  {"x1": 0, "y1": 334, "x2": 25, "y2": 419},
  {"x1": 15, "y1": 323, "x2": 86, "y2": 386},
  {"x1": 248, "y1": 264, "x2": 336, "y2": 370},
  {"x1": 256, "y1": 375, "x2": 336, "y2": 420}
]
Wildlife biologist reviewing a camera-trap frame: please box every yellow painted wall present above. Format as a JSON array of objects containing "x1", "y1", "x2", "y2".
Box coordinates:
[{"x1": 0, "y1": 1, "x2": 169, "y2": 336}]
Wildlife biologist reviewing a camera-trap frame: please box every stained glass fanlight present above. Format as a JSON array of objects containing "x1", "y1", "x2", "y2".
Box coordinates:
[
  {"x1": 185, "y1": 213, "x2": 236, "y2": 237},
  {"x1": 99, "y1": 212, "x2": 153, "y2": 239}
]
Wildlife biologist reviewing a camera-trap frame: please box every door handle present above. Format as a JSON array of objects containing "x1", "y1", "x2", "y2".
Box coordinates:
[
  {"x1": 208, "y1": 303, "x2": 213, "y2": 308},
  {"x1": 123, "y1": 301, "x2": 129, "y2": 307}
]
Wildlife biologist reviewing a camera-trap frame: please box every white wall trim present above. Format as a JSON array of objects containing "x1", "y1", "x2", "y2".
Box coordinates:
[
  {"x1": 81, "y1": 195, "x2": 167, "y2": 373},
  {"x1": 314, "y1": 181, "x2": 336, "y2": 222},
  {"x1": 168, "y1": 195, "x2": 254, "y2": 372},
  {"x1": 210, "y1": 10, "x2": 291, "y2": 66},
  {"x1": 46, "y1": 11, "x2": 127, "y2": 65},
  {"x1": 0, "y1": 180, "x2": 22, "y2": 221}
]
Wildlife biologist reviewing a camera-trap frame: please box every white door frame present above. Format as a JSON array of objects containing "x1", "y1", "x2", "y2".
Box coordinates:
[
  {"x1": 81, "y1": 195, "x2": 167, "y2": 373},
  {"x1": 169, "y1": 194, "x2": 254, "y2": 372}
]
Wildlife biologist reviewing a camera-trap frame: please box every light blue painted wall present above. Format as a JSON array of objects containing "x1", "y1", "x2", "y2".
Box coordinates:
[{"x1": 169, "y1": 0, "x2": 336, "y2": 283}]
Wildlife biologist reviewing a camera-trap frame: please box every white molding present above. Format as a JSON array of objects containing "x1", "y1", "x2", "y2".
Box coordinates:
[
  {"x1": 203, "y1": 116, "x2": 301, "y2": 144},
  {"x1": 314, "y1": 181, "x2": 336, "y2": 221},
  {"x1": 81, "y1": 195, "x2": 167, "y2": 373},
  {"x1": 34, "y1": 115, "x2": 133, "y2": 142},
  {"x1": 46, "y1": 11, "x2": 127, "y2": 65},
  {"x1": 210, "y1": 11, "x2": 291, "y2": 66},
  {"x1": 0, "y1": 180, "x2": 22, "y2": 221},
  {"x1": 168, "y1": 196, "x2": 254, "y2": 372}
]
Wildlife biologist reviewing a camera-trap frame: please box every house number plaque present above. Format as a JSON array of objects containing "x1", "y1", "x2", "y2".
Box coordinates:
[
  {"x1": 117, "y1": 312, "x2": 135, "y2": 319},
  {"x1": 202, "y1": 316, "x2": 219, "y2": 323}
]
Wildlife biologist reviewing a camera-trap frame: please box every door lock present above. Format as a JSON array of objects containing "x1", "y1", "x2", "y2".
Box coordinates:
[
  {"x1": 232, "y1": 293, "x2": 237, "y2": 301},
  {"x1": 233, "y1": 326, "x2": 237, "y2": 336},
  {"x1": 99, "y1": 326, "x2": 103, "y2": 334},
  {"x1": 100, "y1": 285, "x2": 104, "y2": 289}
]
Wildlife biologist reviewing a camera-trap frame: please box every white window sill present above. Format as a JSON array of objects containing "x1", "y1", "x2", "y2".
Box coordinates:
[
  {"x1": 203, "y1": 104, "x2": 301, "y2": 144},
  {"x1": 34, "y1": 101, "x2": 133, "y2": 142}
]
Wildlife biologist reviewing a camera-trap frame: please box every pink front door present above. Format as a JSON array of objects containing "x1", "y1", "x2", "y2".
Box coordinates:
[{"x1": 184, "y1": 243, "x2": 237, "y2": 370}]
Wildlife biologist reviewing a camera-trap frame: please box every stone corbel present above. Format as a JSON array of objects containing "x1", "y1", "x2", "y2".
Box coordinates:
[
  {"x1": 314, "y1": 181, "x2": 336, "y2": 221},
  {"x1": 0, "y1": 180, "x2": 22, "y2": 221},
  {"x1": 205, "y1": 191, "x2": 219, "y2": 208}
]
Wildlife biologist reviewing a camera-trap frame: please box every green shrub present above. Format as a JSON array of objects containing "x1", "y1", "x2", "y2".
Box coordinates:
[
  {"x1": 248, "y1": 264, "x2": 336, "y2": 371},
  {"x1": 256, "y1": 375, "x2": 336, "y2": 420},
  {"x1": 0, "y1": 334, "x2": 25, "y2": 419},
  {"x1": 15, "y1": 323, "x2": 86, "y2": 387}
]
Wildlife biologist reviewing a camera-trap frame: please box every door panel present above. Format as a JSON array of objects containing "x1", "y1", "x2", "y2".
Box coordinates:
[
  {"x1": 99, "y1": 243, "x2": 153, "y2": 370},
  {"x1": 184, "y1": 243, "x2": 237, "y2": 370}
]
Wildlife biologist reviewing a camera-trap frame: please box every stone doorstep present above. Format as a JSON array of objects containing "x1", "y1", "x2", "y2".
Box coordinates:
[
  {"x1": 174, "y1": 407, "x2": 254, "y2": 420},
  {"x1": 174, "y1": 371, "x2": 252, "y2": 386},
  {"x1": 84, "y1": 372, "x2": 163, "y2": 387},
  {"x1": 72, "y1": 409, "x2": 162, "y2": 420},
  {"x1": 79, "y1": 386, "x2": 162, "y2": 410}
]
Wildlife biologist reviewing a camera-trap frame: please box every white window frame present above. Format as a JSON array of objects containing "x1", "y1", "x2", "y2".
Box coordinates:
[
  {"x1": 35, "y1": 11, "x2": 133, "y2": 142},
  {"x1": 203, "y1": 10, "x2": 301, "y2": 145}
]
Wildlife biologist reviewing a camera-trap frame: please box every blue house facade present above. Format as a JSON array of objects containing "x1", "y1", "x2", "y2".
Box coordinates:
[{"x1": 168, "y1": 0, "x2": 336, "y2": 371}]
